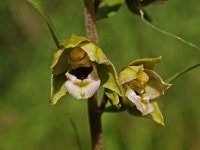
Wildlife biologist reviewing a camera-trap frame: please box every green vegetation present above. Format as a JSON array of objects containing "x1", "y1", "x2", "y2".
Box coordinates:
[{"x1": 0, "y1": 0, "x2": 200, "y2": 149}]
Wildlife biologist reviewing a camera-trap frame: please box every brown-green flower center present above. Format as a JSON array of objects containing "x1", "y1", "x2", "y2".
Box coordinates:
[{"x1": 69, "y1": 47, "x2": 86, "y2": 62}]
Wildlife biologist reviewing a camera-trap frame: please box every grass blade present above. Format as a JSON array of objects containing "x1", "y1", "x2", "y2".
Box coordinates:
[
  {"x1": 167, "y1": 63, "x2": 200, "y2": 83},
  {"x1": 27, "y1": 0, "x2": 60, "y2": 48}
]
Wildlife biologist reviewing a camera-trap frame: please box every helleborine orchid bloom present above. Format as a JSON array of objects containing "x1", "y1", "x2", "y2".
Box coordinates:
[
  {"x1": 65, "y1": 65, "x2": 100, "y2": 99},
  {"x1": 119, "y1": 57, "x2": 171, "y2": 125},
  {"x1": 50, "y1": 34, "x2": 122, "y2": 105}
]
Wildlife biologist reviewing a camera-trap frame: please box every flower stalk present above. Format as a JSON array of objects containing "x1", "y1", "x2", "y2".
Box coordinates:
[{"x1": 83, "y1": 0, "x2": 104, "y2": 149}]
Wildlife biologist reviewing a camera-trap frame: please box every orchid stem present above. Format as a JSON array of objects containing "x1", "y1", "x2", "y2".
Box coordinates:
[
  {"x1": 83, "y1": 0, "x2": 104, "y2": 150},
  {"x1": 88, "y1": 93, "x2": 104, "y2": 150}
]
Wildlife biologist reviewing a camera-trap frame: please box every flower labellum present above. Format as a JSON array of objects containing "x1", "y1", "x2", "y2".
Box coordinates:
[
  {"x1": 125, "y1": 86, "x2": 154, "y2": 115},
  {"x1": 65, "y1": 65, "x2": 100, "y2": 99}
]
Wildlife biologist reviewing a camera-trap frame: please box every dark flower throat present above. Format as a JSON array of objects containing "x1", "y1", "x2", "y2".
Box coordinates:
[{"x1": 70, "y1": 67, "x2": 93, "y2": 80}]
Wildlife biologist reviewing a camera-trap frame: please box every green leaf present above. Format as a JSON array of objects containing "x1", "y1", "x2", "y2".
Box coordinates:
[
  {"x1": 50, "y1": 73, "x2": 67, "y2": 105},
  {"x1": 27, "y1": 0, "x2": 60, "y2": 48},
  {"x1": 125, "y1": 0, "x2": 152, "y2": 22},
  {"x1": 125, "y1": 0, "x2": 167, "y2": 22},
  {"x1": 95, "y1": 0, "x2": 124, "y2": 19},
  {"x1": 128, "y1": 56, "x2": 161, "y2": 69},
  {"x1": 146, "y1": 101, "x2": 164, "y2": 126},
  {"x1": 140, "y1": 0, "x2": 167, "y2": 7},
  {"x1": 167, "y1": 63, "x2": 200, "y2": 83}
]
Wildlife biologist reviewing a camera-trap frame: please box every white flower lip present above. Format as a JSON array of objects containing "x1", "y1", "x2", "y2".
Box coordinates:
[
  {"x1": 125, "y1": 86, "x2": 154, "y2": 115},
  {"x1": 65, "y1": 65, "x2": 100, "y2": 99}
]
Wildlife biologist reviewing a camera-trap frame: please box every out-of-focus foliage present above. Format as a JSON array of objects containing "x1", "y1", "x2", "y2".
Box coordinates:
[
  {"x1": 125, "y1": 0, "x2": 168, "y2": 22},
  {"x1": 0, "y1": 0, "x2": 200, "y2": 150},
  {"x1": 95, "y1": 0, "x2": 124, "y2": 19},
  {"x1": 27, "y1": 0, "x2": 60, "y2": 48}
]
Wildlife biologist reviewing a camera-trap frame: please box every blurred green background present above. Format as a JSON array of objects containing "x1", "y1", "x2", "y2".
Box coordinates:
[{"x1": 0, "y1": 0, "x2": 200, "y2": 150}]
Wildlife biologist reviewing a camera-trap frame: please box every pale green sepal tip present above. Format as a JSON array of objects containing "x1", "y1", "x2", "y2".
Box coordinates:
[
  {"x1": 146, "y1": 101, "x2": 165, "y2": 126},
  {"x1": 142, "y1": 69, "x2": 171, "y2": 100},
  {"x1": 129, "y1": 56, "x2": 162, "y2": 69},
  {"x1": 60, "y1": 34, "x2": 90, "y2": 49}
]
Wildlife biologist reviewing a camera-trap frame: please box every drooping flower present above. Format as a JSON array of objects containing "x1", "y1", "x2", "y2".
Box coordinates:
[
  {"x1": 50, "y1": 34, "x2": 122, "y2": 105},
  {"x1": 119, "y1": 57, "x2": 171, "y2": 125}
]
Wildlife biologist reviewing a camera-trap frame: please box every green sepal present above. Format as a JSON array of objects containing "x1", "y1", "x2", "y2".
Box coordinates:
[
  {"x1": 51, "y1": 48, "x2": 69, "y2": 75},
  {"x1": 105, "y1": 89, "x2": 121, "y2": 108},
  {"x1": 97, "y1": 64, "x2": 124, "y2": 97},
  {"x1": 27, "y1": 0, "x2": 60, "y2": 48},
  {"x1": 51, "y1": 34, "x2": 90, "y2": 75},
  {"x1": 95, "y1": 0, "x2": 124, "y2": 20},
  {"x1": 51, "y1": 34, "x2": 110, "y2": 75},
  {"x1": 50, "y1": 73, "x2": 67, "y2": 105},
  {"x1": 119, "y1": 65, "x2": 141, "y2": 84},
  {"x1": 123, "y1": 97, "x2": 165, "y2": 126},
  {"x1": 81, "y1": 41, "x2": 124, "y2": 97},
  {"x1": 79, "y1": 39, "x2": 124, "y2": 99},
  {"x1": 80, "y1": 43, "x2": 110, "y2": 65},
  {"x1": 128, "y1": 56, "x2": 161, "y2": 69},
  {"x1": 143, "y1": 69, "x2": 171, "y2": 99},
  {"x1": 60, "y1": 34, "x2": 90, "y2": 49},
  {"x1": 146, "y1": 101, "x2": 165, "y2": 126}
]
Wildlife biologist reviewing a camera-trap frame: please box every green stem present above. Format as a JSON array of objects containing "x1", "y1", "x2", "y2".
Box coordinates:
[{"x1": 83, "y1": 0, "x2": 104, "y2": 150}]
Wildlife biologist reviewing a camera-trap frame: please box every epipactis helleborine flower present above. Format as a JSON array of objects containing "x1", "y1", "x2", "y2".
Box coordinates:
[
  {"x1": 65, "y1": 63, "x2": 100, "y2": 99},
  {"x1": 50, "y1": 34, "x2": 122, "y2": 105},
  {"x1": 119, "y1": 57, "x2": 171, "y2": 125}
]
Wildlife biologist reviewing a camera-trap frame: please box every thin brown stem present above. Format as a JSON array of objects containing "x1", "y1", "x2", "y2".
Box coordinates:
[
  {"x1": 88, "y1": 93, "x2": 104, "y2": 150},
  {"x1": 83, "y1": 0, "x2": 98, "y2": 43},
  {"x1": 83, "y1": 0, "x2": 104, "y2": 150}
]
